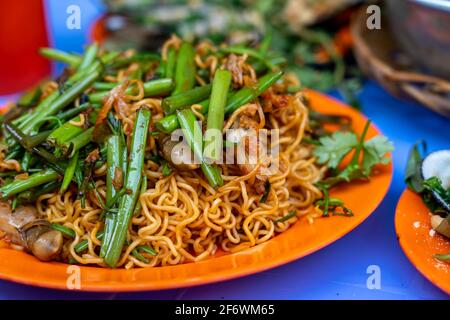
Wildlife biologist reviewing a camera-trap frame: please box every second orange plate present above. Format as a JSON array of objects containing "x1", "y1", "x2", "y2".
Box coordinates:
[
  {"x1": 395, "y1": 189, "x2": 450, "y2": 294},
  {"x1": 0, "y1": 91, "x2": 393, "y2": 291}
]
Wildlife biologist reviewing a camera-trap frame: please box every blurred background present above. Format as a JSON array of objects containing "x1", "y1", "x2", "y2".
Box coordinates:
[
  {"x1": 0, "y1": 0, "x2": 449, "y2": 300},
  {"x1": 1, "y1": 0, "x2": 449, "y2": 116}
]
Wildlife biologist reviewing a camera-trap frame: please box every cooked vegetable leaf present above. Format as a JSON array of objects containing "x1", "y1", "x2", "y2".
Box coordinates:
[{"x1": 404, "y1": 143, "x2": 449, "y2": 215}]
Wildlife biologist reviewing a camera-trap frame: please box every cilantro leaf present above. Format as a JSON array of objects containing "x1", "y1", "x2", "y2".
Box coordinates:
[
  {"x1": 314, "y1": 120, "x2": 394, "y2": 190},
  {"x1": 362, "y1": 136, "x2": 394, "y2": 175},
  {"x1": 313, "y1": 131, "x2": 358, "y2": 169}
]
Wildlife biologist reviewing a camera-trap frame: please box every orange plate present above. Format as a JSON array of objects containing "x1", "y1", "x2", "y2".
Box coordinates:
[
  {"x1": 0, "y1": 91, "x2": 393, "y2": 291},
  {"x1": 395, "y1": 188, "x2": 450, "y2": 294}
]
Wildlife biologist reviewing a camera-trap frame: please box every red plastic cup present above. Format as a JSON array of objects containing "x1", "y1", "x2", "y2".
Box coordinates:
[{"x1": 0, "y1": 0, "x2": 50, "y2": 95}]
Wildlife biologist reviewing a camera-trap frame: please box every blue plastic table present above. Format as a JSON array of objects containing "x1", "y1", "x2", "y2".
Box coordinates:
[{"x1": 0, "y1": 0, "x2": 449, "y2": 299}]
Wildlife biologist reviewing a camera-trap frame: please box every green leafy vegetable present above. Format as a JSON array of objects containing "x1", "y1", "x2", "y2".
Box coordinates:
[
  {"x1": 314, "y1": 132, "x2": 357, "y2": 169},
  {"x1": 423, "y1": 177, "x2": 450, "y2": 205},
  {"x1": 275, "y1": 211, "x2": 297, "y2": 223},
  {"x1": 404, "y1": 143, "x2": 449, "y2": 214},
  {"x1": 405, "y1": 141, "x2": 427, "y2": 193},
  {"x1": 259, "y1": 181, "x2": 271, "y2": 203},
  {"x1": 315, "y1": 197, "x2": 354, "y2": 217},
  {"x1": 51, "y1": 224, "x2": 76, "y2": 238},
  {"x1": 314, "y1": 120, "x2": 393, "y2": 189},
  {"x1": 362, "y1": 136, "x2": 394, "y2": 175}
]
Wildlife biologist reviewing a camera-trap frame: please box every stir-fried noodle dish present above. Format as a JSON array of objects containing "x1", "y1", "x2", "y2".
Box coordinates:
[{"x1": 0, "y1": 36, "x2": 392, "y2": 268}]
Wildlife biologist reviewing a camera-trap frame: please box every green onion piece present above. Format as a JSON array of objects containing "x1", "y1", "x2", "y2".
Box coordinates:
[
  {"x1": 321, "y1": 188, "x2": 330, "y2": 217},
  {"x1": 47, "y1": 112, "x2": 97, "y2": 146},
  {"x1": 60, "y1": 151, "x2": 79, "y2": 194},
  {"x1": 131, "y1": 244, "x2": 158, "y2": 263},
  {"x1": 133, "y1": 176, "x2": 147, "y2": 216},
  {"x1": 224, "y1": 70, "x2": 283, "y2": 114},
  {"x1": 17, "y1": 91, "x2": 59, "y2": 131},
  {"x1": 162, "y1": 85, "x2": 212, "y2": 114},
  {"x1": 136, "y1": 245, "x2": 157, "y2": 256},
  {"x1": 220, "y1": 46, "x2": 276, "y2": 70},
  {"x1": 142, "y1": 78, "x2": 173, "y2": 96},
  {"x1": 17, "y1": 85, "x2": 42, "y2": 108},
  {"x1": 58, "y1": 127, "x2": 94, "y2": 157},
  {"x1": 162, "y1": 162, "x2": 172, "y2": 176},
  {"x1": 15, "y1": 180, "x2": 59, "y2": 204},
  {"x1": 275, "y1": 211, "x2": 297, "y2": 223},
  {"x1": 67, "y1": 60, "x2": 101, "y2": 84},
  {"x1": 259, "y1": 181, "x2": 271, "y2": 203},
  {"x1": 92, "y1": 82, "x2": 117, "y2": 91},
  {"x1": 0, "y1": 169, "x2": 59, "y2": 199},
  {"x1": 173, "y1": 42, "x2": 196, "y2": 95},
  {"x1": 20, "y1": 64, "x2": 102, "y2": 134},
  {"x1": 164, "y1": 47, "x2": 177, "y2": 79},
  {"x1": 155, "y1": 98, "x2": 212, "y2": 133},
  {"x1": 259, "y1": 32, "x2": 272, "y2": 55},
  {"x1": 108, "y1": 52, "x2": 160, "y2": 69},
  {"x1": 155, "y1": 114, "x2": 181, "y2": 134},
  {"x1": 100, "y1": 134, "x2": 124, "y2": 258},
  {"x1": 27, "y1": 130, "x2": 52, "y2": 148},
  {"x1": 88, "y1": 78, "x2": 173, "y2": 104},
  {"x1": 204, "y1": 70, "x2": 231, "y2": 161},
  {"x1": 106, "y1": 188, "x2": 126, "y2": 209},
  {"x1": 101, "y1": 51, "x2": 120, "y2": 64},
  {"x1": 252, "y1": 56, "x2": 287, "y2": 74},
  {"x1": 155, "y1": 71, "x2": 282, "y2": 134},
  {"x1": 51, "y1": 223, "x2": 76, "y2": 238},
  {"x1": 176, "y1": 109, "x2": 223, "y2": 188},
  {"x1": 56, "y1": 103, "x2": 96, "y2": 121},
  {"x1": 39, "y1": 48, "x2": 81, "y2": 66},
  {"x1": 75, "y1": 230, "x2": 104, "y2": 253},
  {"x1": 131, "y1": 248, "x2": 149, "y2": 263},
  {"x1": 315, "y1": 198, "x2": 344, "y2": 207},
  {"x1": 434, "y1": 254, "x2": 450, "y2": 262},
  {"x1": 102, "y1": 108, "x2": 151, "y2": 267},
  {"x1": 21, "y1": 152, "x2": 32, "y2": 172},
  {"x1": 78, "y1": 43, "x2": 99, "y2": 70},
  {"x1": 106, "y1": 134, "x2": 123, "y2": 202}
]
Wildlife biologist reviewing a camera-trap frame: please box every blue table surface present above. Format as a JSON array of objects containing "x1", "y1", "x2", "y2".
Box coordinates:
[{"x1": 0, "y1": 0, "x2": 449, "y2": 300}]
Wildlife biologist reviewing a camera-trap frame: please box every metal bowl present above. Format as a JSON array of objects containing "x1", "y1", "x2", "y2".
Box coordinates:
[{"x1": 386, "y1": 0, "x2": 450, "y2": 80}]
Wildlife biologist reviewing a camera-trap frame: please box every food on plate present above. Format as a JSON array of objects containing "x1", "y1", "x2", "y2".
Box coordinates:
[
  {"x1": 405, "y1": 143, "x2": 450, "y2": 262},
  {"x1": 0, "y1": 36, "x2": 392, "y2": 268}
]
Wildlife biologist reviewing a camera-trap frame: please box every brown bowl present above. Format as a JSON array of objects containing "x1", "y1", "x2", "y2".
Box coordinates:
[{"x1": 351, "y1": 4, "x2": 450, "y2": 117}]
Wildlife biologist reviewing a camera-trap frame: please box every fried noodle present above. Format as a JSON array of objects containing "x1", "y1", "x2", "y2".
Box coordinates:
[{"x1": 3, "y1": 39, "x2": 324, "y2": 268}]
